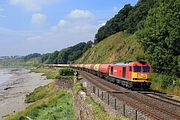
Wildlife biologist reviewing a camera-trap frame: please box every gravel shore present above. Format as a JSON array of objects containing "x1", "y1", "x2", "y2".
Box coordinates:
[{"x1": 0, "y1": 68, "x2": 52, "y2": 120}]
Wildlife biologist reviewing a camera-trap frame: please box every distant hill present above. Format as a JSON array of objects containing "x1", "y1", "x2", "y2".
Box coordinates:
[
  {"x1": 42, "y1": 41, "x2": 93, "y2": 64},
  {"x1": 76, "y1": 32, "x2": 146, "y2": 64}
]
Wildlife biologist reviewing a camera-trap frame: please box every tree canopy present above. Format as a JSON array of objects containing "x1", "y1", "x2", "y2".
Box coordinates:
[
  {"x1": 137, "y1": 0, "x2": 180, "y2": 74},
  {"x1": 42, "y1": 41, "x2": 93, "y2": 64},
  {"x1": 94, "y1": 0, "x2": 156, "y2": 44}
]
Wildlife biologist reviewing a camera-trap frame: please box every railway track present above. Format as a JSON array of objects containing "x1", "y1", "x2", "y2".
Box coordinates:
[
  {"x1": 141, "y1": 92, "x2": 180, "y2": 107},
  {"x1": 80, "y1": 71, "x2": 180, "y2": 120}
]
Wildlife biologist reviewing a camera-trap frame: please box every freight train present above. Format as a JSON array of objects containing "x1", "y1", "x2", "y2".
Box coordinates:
[{"x1": 47, "y1": 61, "x2": 152, "y2": 89}]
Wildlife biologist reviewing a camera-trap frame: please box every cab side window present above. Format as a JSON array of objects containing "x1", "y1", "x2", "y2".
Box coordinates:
[{"x1": 129, "y1": 66, "x2": 132, "y2": 71}]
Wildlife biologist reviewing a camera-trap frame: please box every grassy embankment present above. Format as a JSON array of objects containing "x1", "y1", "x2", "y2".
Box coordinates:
[
  {"x1": 6, "y1": 67, "x2": 128, "y2": 120},
  {"x1": 75, "y1": 83, "x2": 129, "y2": 120},
  {"x1": 30, "y1": 67, "x2": 59, "y2": 79},
  {"x1": 6, "y1": 67, "x2": 75, "y2": 120},
  {"x1": 30, "y1": 66, "x2": 75, "y2": 80},
  {"x1": 76, "y1": 32, "x2": 180, "y2": 97},
  {"x1": 76, "y1": 32, "x2": 145, "y2": 64},
  {"x1": 6, "y1": 82, "x2": 75, "y2": 120}
]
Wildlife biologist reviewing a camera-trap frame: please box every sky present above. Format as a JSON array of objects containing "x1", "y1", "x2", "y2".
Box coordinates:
[{"x1": 0, "y1": 0, "x2": 138, "y2": 56}]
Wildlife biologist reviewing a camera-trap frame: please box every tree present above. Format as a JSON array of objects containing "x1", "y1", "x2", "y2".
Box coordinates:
[
  {"x1": 125, "y1": 0, "x2": 156, "y2": 34},
  {"x1": 24, "y1": 53, "x2": 41, "y2": 61},
  {"x1": 137, "y1": 0, "x2": 180, "y2": 73},
  {"x1": 94, "y1": 4, "x2": 133, "y2": 44},
  {"x1": 42, "y1": 41, "x2": 93, "y2": 64}
]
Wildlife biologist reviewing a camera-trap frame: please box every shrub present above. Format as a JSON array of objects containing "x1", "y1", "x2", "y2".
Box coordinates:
[{"x1": 59, "y1": 68, "x2": 76, "y2": 76}]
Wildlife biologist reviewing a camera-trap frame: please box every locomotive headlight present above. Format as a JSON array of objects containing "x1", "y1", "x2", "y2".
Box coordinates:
[{"x1": 141, "y1": 74, "x2": 145, "y2": 76}]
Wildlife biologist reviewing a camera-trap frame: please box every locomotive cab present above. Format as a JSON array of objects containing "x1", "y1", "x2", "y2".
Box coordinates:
[{"x1": 130, "y1": 62, "x2": 152, "y2": 89}]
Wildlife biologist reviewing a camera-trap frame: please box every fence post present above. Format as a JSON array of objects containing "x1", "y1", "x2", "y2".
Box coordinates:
[
  {"x1": 108, "y1": 94, "x2": 110, "y2": 105},
  {"x1": 123, "y1": 104, "x2": 125, "y2": 116},
  {"x1": 98, "y1": 89, "x2": 99, "y2": 97},
  {"x1": 93, "y1": 86, "x2": 95, "y2": 94},
  {"x1": 115, "y1": 99, "x2": 117, "y2": 110},
  {"x1": 135, "y1": 110, "x2": 138, "y2": 120},
  {"x1": 102, "y1": 91, "x2": 103, "y2": 100}
]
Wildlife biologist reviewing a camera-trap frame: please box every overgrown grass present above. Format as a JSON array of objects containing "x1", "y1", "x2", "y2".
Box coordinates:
[
  {"x1": 30, "y1": 67, "x2": 59, "y2": 79},
  {"x1": 6, "y1": 83, "x2": 75, "y2": 120},
  {"x1": 31, "y1": 67, "x2": 76, "y2": 80},
  {"x1": 76, "y1": 32, "x2": 146, "y2": 64},
  {"x1": 6, "y1": 66, "x2": 76, "y2": 120},
  {"x1": 151, "y1": 73, "x2": 180, "y2": 96},
  {"x1": 74, "y1": 82, "x2": 86, "y2": 93},
  {"x1": 25, "y1": 82, "x2": 55, "y2": 103},
  {"x1": 74, "y1": 82, "x2": 127, "y2": 120},
  {"x1": 86, "y1": 96, "x2": 129, "y2": 120}
]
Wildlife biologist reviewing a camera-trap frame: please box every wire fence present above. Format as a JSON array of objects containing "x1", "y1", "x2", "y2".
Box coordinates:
[{"x1": 84, "y1": 80, "x2": 153, "y2": 120}]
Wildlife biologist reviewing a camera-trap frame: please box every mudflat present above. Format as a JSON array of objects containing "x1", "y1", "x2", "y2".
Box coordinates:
[{"x1": 0, "y1": 68, "x2": 52, "y2": 120}]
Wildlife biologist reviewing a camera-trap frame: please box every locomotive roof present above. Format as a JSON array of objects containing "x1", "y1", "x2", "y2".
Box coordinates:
[
  {"x1": 113, "y1": 61, "x2": 148, "y2": 66},
  {"x1": 113, "y1": 62, "x2": 132, "y2": 66}
]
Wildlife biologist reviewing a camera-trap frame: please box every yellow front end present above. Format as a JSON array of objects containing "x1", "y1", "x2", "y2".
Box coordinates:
[{"x1": 131, "y1": 72, "x2": 151, "y2": 82}]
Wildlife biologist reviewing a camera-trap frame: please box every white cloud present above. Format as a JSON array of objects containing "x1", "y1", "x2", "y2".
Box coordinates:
[
  {"x1": 0, "y1": 9, "x2": 100, "y2": 55},
  {"x1": 58, "y1": 20, "x2": 66, "y2": 28},
  {"x1": 69, "y1": 9, "x2": 94, "y2": 19},
  {"x1": 25, "y1": 9, "x2": 100, "y2": 53},
  {"x1": 50, "y1": 9, "x2": 98, "y2": 33},
  {"x1": 32, "y1": 13, "x2": 47, "y2": 25},
  {"x1": 9, "y1": 0, "x2": 57, "y2": 11}
]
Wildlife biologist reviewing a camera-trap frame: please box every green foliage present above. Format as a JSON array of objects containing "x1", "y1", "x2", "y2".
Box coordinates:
[
  {"x1": 86, "y1": 96, "x2": 129, "y2": 120},
  {"x1": 125, "y1": 0, "x2": 156, "y2": 34},
  {"x1": 151, "y1": 73, "x2": 180, "y2": 96},
  {"x1": 25, "y1": 82, "x2": 55, "y2": 103},
  {"x1": 94, "y1": 0, "x2": 157, "y2": 44},
  {"x1": 151, "y1": 74, "x2": 174, "y2": 89},
  {"x1": 42, "y1": 41, "x2": 93, "y2": 64},
  {"x1": 76, "y1": 32, "x2": 146, "y2": 64},
  {"x1": 137, "y1": 0, "x2": 180, "y2": 74},
  {"x1": 94, "y1": 4, "x2": 133, "y2": 44},
  {"x1": 74, "y1": 82, "x2": 86, "y2": 92},
  {"x1": 59, "y1": 68, "x2": 75, "y2": 76},
  {"x1": 55, "y1": 68, "x2": 76, "y2": 80},
  {"x1": 6, "y1": 90, "x2": 75, "y2": 120},
  {"x1": 24, "y1": 53, "x2": 42, "y2": 62},
  {"x1": 31, "y1": 67, "x2": 59, "y2": 79}
]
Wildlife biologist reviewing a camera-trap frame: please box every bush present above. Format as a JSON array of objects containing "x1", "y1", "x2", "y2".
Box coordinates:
[
  {"x1": 161, "y1": 75, "x2": 174, "y2": 88},
  {"x1": 59, "y1": 68, "x2": 76, "y2": 76}
]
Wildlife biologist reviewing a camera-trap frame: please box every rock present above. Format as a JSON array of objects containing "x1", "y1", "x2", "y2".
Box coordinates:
[
  {"x1": 4, "y1": 87, "x2": 12, "y2": 90},
  {"x1": 79, "y1": 91, "x2": 86, "y2": 100}
]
